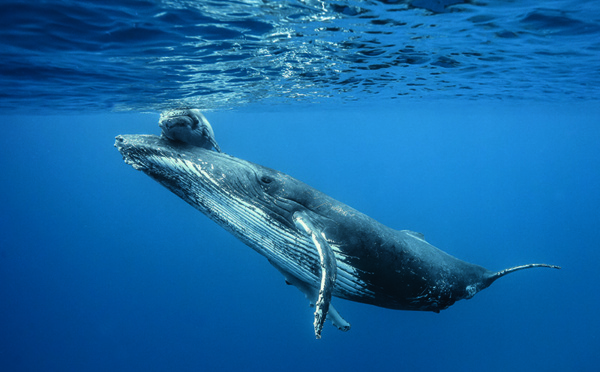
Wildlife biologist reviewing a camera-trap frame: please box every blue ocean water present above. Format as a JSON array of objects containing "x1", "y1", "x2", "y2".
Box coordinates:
[{"x1": 1, "y1": 1, "x2": 599, "y2": 372}]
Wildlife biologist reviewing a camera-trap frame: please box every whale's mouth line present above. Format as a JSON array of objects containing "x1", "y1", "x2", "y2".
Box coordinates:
[
  {"x1": 115, "y1": 134, "x2": 184, "y2": 156},
  {"x1": 115, "y1": 134, "x2": 207, "y2": 168}
]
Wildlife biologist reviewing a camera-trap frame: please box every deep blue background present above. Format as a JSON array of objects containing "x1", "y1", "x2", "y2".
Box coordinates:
[{"x1": 1, "y1": 102, "x2": 599, "y2": 371}]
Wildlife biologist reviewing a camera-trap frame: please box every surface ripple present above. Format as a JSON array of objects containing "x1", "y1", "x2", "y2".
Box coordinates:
[{"x1": 0, "y1": 0, "x2": 598, "y2": 112}]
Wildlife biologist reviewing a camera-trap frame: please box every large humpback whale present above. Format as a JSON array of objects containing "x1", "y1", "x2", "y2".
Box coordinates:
[{"x1": 115, "y1": 134, "x2": 560, "y2": 338}]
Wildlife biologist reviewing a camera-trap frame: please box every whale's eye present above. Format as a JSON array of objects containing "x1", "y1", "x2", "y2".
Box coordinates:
[{"x1": 260, "y1": 176, "x2": 273, "y2": 184}]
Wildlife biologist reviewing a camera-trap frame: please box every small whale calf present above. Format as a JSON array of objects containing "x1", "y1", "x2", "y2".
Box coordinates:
[
  {"x1": 116, "y1": 111, "x2": 560, "y2": 338},
  {"x1": 159, "y1": 108, "x2": 221, "y2": 152}
]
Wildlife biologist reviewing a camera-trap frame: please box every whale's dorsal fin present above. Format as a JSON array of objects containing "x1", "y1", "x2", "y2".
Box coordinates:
[
  {"x1": 293, "y1": 211, "x2": 340, "y2": 339},
  {"x1": 403, "y1": 230, "x2": 426, "y2": 240}
]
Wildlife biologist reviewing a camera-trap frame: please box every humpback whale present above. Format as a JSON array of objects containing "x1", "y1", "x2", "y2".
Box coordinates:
[{"x1": 115, "y1": 134, "x2": 560, "y2": 338}]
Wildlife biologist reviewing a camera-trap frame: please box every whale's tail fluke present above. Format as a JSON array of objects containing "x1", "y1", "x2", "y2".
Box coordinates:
[{"x1": 485, "y1": 263, "x2": 561, "y2": 287}]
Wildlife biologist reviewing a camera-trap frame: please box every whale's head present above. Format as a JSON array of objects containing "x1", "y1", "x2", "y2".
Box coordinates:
[{"x1": 114, "y1": 134, "x2": 315, "y2": 238}]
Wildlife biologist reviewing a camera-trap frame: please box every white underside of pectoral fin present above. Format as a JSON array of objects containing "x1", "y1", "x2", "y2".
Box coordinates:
[
  {"x1": 293, "y1": 210, "x2": 344, "y2": 339},
  {"x1": 277, "y1": 267, "x2": 352, "y2": 335}
]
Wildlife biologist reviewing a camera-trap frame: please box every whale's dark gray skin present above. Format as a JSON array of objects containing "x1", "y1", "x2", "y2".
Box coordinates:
[{"x1": 115, "y1": 134, "x2": 560, "y2": 338}]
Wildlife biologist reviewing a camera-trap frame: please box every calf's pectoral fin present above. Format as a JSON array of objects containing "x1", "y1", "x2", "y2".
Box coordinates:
[
  {"x1": 293, "y1": 211, "x2": 340, "y2": 339},
  {"x1": 205, "y1": 127, "x2": 222, "y2": 152}
]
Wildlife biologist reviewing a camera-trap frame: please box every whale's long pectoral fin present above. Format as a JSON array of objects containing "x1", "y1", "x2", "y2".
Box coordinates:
[
  {"x1": 293, "y1": 211, "x2": 339, "y2": 339},
  {"x1": 281, "y1": 271, "x2": 351, "y2": 335}
]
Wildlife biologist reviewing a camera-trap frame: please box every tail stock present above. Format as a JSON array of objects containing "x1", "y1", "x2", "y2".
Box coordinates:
[{"x1": 485, "y1": 263, "x2": 561, "y2": 286}]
